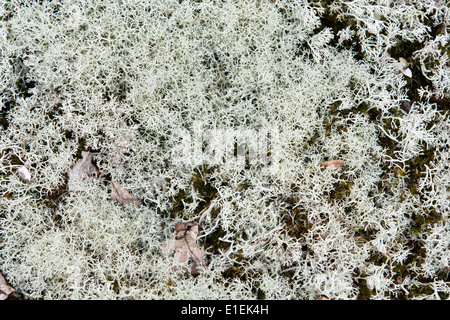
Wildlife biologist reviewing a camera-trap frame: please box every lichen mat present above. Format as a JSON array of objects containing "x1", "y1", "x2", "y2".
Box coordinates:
[{"x1": 0, "y1": 0, "x2": 449, "y2": 300}]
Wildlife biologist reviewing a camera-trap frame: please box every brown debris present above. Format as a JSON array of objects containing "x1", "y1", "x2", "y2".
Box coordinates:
[
  {"x1": 162, "y1": 222, "x2": 205, "y2": 278},
  {"x1": 110, "y1": 181, "x2": 141, "y2": 207},
  {"x1": 320, "y1": 160, "x2": 344, "y2": 171},
  {"x1": 0, "y1": 271, "x2": 15, "y2": 300}
]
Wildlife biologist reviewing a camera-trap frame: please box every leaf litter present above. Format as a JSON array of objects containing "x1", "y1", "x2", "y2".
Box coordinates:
[{"x1": 162, "y1": 222, "x2": 206, "y2": 278}]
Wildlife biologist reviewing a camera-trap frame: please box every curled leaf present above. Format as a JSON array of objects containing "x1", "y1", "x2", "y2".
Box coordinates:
[
  {"x1": 68, "y1": 152, "x2": 98, "y2": 191},
  {"x1": 320, "y1": 160, "x2": 344, "y2": 171},
  {"x1": 17, "y1": 166, "x2": 33, "y2": 183},
  {"x1": 110, "y1": 181, "x2": 141, "y2": 207},
  {"x1": 402, "y1": 68, "x2": 412, "y2": 78},
  {"x1": 395, "y1": 58, "x2": 412, "y2": 77},
  {"x1": 398, "y1": 57, "x2": 409, "y2": 69},
  {"x1": 383, "y1": 53, "x2": 412, "y2": 77},
  {"x1": 162, "y1": 222, "x2": 205, "y2": 277},
  {"x1": 0, "y1": 271, "x2": 15, "y2": 300}
]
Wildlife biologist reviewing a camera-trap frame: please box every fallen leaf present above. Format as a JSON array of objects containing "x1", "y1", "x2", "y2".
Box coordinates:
[
  {"x1": 162, "y1": 222, "x2": 205, "y2": 278},
  {"x1": 314, "y1": 295, "x2": 330, "y2": 300},
  {"x1": 396, "y1": 61, "x2": 412, "y2": 77},
  {"x1": 110, "y1": 181, "x2": 141, "y2": 207},
  {"x1": 320, "y1": 160, "x2": 344, "y2": 171},
  {"x1": 17, "y1": 165, "x2": 33, "y2": 183},
  {"x1": 0, "y1": 271, "x2": 15, "y2": 300},
  {"x1": 383, "y1": 53, "x2": 412, "y2": 77},
  {"x1": 398, "y1": 57, "x2": 409, "y2": 69},
  {"x1": 68, "y1": 151, "x2": 98, "y2": 191}
]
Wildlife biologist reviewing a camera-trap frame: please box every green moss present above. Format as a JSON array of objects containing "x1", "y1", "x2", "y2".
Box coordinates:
[
  {"x1": 327, "y1": 176, "x2": 354, "y2": 201},
  {"x1": 387, "y1": 36, "x2": 445, "y2": 104},
  {"x1": 322, "y1": 116, "x2": 346, "y2": 137},
  {"x1": 166, "y1": 165, "x2": 221, "y2": 219},
  {"x1": 168, "y1": 188, "x2": 190, "y2": 219},
  {"x1": 309, "y1": 0, "x2": 364, "y2": 58},
  {"x1": 164, "y1": 165, "x2": 237, "y2": 255},
  {"x1": 41, "y1": 176, "x2": 68, "y2": 210},
  {"x1": 74, "y1": 135, "x2": 88, "y2": 159},
  {"x1": 0, "y1": 152, "x2": 24, "y2": 201},
  {"x1": 353, "y1": 267, "x2": 376, "y2": 300},
  {"x1": 112, "y1": 279, "x2": 120, "y2": 294},
  {"x1": 46, "y1": 102, "x2": 64, "y2": 121},
  {"x1": 280, "y1": 201, "x2": 311, "y2": 239},
  {"x1": 249, "y1": 279, "x2": 267, "y2": 300},
  {"x1": 222, "y1": 250, "x2": 246, "y2": 281},
  {"x1": 356, "y1": 279, "x2": 375, "y2": 300},
  {"x1": 255, "y1": 287, "x2": 266, "y2": 300},
  {"x1": 405, "y1": 145, "x2": 435, "y2": 195},
  {"x1": 387, "y1": 239, "x2": 449, "y2": 299},
  {"x1": 192, "y1": 166, "x2": 219, "y2": 203},
  {"x1": 202, "y1": 221, "x2": 230, "y2": 254},
  {"x1": 304, "y1": 129, "x2": 321, "y2": 147},
  {"x1": 0, "y1": 99, "x2": 14, "y2": 130},
  {"x1": 410, "y1": 207, "x2": 443, "y2": 236},
  {"x1": 429, "y1": 96, "x2": 450, "y2": 118},
  {"x1": 354, "y1": 227, "x2": 377, "y2": 243}
]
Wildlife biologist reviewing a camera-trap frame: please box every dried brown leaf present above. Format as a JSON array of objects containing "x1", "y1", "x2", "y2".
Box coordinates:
[
  {"x1": 68, "y1": 151, "x2": 98, "y2": 191},
  {"x1": 110, "y1": 181, "x2": 141, "y2": 207},
  {"x1": 162, "y1": 222, "x2": 205, "y2": 277},
  {"x1": 320, "y1": 160, "x2": 344, "y2": 171},
  {"x1": 0, "y1": 271, "x2": 15, "y2": 300}
]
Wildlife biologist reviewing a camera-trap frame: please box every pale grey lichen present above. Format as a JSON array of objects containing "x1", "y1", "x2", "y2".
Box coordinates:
[{"x1": 0, "y1": 0, "x2": 449, "y2": 300}]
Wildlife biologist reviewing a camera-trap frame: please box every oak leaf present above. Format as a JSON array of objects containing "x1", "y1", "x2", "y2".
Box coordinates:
[
  {"x1": 383, "y1": 53, "x2": 412, "y2": 78},
  {"x1": 68, "y1": 152, "x2": 98, "y2": 191},
  {"x1": 110, "y1": 181, "x2": 141, "y2": 207},
  {"x1": 162, "y1": 222, "x2": 205, "y2": 277}
]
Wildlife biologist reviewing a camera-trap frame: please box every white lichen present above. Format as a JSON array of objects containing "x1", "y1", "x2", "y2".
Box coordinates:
[{"x1": 0, "y1": 0, "x2": 449, "y2": 300}]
